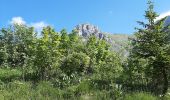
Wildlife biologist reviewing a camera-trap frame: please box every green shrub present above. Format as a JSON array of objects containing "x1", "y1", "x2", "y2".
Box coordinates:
[{"x1": 0, "y1": 68, "x2": 22, "y2": 82}]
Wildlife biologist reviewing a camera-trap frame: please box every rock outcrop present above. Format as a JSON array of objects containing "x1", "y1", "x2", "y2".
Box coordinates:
[{"x1": 75, "y1": 24, "x2": 112, "y2": 42}]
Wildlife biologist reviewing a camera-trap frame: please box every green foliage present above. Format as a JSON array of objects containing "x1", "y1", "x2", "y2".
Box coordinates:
[
  {"x1": 123, "y1": 92, "x2": 158, "y2": 100},
  {"x1": 35, "y1": 81, "x2": 62, "y2": 99},
  {"x1": 125, "y1": 0, "x2": 170, "y2": 95},
  {"x1": 0, "y1": 0, "x2": 169, "y2": 98},
  {"x1": 164, "y1": 91, "x2": 170, "y2": 100},
  {"x1": 61, "y1": 52, "x2": 90, "y2": 76},
  {"x1": 33, "y1": 26, "x2": 61, "y2": 81},
  {"x1": 0, "y1": 68, "x2": 22, "y2": 82},
  {"x1": 0, "y1": 81, "x2": 33, "y2": 99}
]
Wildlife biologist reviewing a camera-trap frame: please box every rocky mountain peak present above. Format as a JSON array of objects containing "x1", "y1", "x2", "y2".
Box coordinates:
[
  {"x1": 74, "y1": 24, "x2": 110, "y2": 41},
  {"x1": 75, "y1": 24, "x2": 100, "y2": 36}
]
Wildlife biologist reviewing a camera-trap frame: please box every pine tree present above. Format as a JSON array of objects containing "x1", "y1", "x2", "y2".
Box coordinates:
[{"x1": 128, "y1": 0, "x2": 170, "y2": 95}]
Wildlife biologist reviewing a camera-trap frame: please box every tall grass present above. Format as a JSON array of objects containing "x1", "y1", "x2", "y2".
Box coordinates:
[
  {"x1": 123, "y1": 92, "x2": 158, "y2": 100},
  {"x1": 0, "y1": 80, "x2": 169, "y2": 100}
]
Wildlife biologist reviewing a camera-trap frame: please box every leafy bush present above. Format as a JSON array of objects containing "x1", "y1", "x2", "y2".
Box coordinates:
[
  {"x1": 60, "y1": 52, "x2": 90, "y2": 76},
  {"x1": 0, "y1": 68, "x2": 22, "y2": 82}
]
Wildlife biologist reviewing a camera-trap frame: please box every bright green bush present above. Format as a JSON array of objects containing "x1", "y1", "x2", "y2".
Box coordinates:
[{"x1": 0, "y1": 68, "x2": 22, "y2": 82}]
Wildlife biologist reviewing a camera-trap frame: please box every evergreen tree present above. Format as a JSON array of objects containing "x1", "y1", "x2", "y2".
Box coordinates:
[{"x1": 127, "y1": 0, "x2": 170, "y2": 95}]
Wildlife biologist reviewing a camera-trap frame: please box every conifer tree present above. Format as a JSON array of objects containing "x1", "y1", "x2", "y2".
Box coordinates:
[{"x1": 128, "y1": 0, "x2": 170, "y2": 95}]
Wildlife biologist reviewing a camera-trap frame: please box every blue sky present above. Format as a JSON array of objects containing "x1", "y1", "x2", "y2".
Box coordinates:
[{"x1": 0, "y1": 0, "x2": 170, "y2": 34}]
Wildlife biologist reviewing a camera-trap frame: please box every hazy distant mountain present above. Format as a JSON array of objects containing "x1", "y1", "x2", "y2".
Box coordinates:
[
  {"x1": 164, "y1": 16, "x2": 170, "y2": 26},
  {"x1": 163, "y1": 16, "x2": 170, "y2": 41}
]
